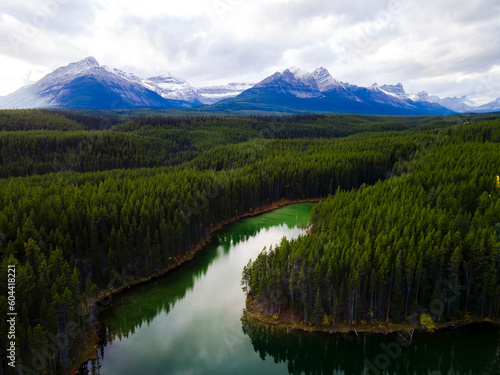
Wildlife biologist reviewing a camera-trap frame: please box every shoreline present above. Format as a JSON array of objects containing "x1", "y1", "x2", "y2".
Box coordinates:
[
  {"x1": 75, "y1": 197, "x2": 323, "y2": 368},
  {"x1": 244, "y1": 296, "x2": 500, "y2": 335},
  {"x1": 95, "y1": 197, "x2": 322, "y2": 303}
]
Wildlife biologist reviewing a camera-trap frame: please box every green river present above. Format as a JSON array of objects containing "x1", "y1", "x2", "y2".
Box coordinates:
[{"x1": 85, "y1": 203, "x2": 500, "y2": 375}]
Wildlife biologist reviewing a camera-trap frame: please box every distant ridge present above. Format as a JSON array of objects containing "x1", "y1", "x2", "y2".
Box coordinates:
[
  {"x1": 207, "y1": 67, "x2": 453, "y2": 115},
  {"x1": 1, "y1": 57, "x2": 499, "y2": 113}
]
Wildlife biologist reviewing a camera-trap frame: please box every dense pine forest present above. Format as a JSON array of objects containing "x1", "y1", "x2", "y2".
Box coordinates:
[
  {"x1": 242, "y1": 120, "x2": 500, "y2": 327},
  {"x1": 0, "y1": 109, "x2": 498, "y2": 373}
]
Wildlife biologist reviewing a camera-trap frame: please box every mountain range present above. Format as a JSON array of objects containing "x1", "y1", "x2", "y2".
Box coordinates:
[
  {"x1": 1, "y1": 57, "x2": 499, "y2": 114},
  {"x1": 209, "y1": 68, "x2": 449, "y2": 115}
]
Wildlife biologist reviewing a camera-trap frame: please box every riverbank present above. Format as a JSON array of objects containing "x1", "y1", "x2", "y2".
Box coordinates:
[
  {"x1": 245, "y1": 296, "x2": 500, "y2": 336},
  {"x1": 75, "y1": 198, "x2": 322, "y2": 369}
]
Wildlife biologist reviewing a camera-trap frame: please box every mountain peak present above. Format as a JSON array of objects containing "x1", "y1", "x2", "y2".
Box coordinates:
[
  {"x1": 287, "y1": 66, "x2": 311, "y2": 80},
  {"x1": 313, "y1": 67, "x2": 330, "y2": 76},
  {"x1": 2, "y1": 57, "x2": 490, "y2": 113},
  {"x1": 380, "y1": 83, "x2": 408, "y2": 99},
  {"x1": 258, "y1": 66, "x2": 346, "y2": 95},
  {"x1": 313, "y1": 67, "x2": 341, "y2": 92},
  {"x1": 82, "y1": 56, "x2": 99, "y2": 66},
  {"x1": 410, "y1": 91, "x2": 431, "y2": 102},
  {"x1": 147, "y1": 74, "x2": 187, "y2": 85},
  {"x1": 47, "y1": 56, "x2": 100, "y2": 81},
  {"x1": 67, "y1": 56, "x2": 99, "y2": 71}
]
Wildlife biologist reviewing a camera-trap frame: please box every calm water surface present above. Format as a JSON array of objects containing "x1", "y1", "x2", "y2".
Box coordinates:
[{"x1": 88, "y1": 203, "x2": 500, "y2": 375}]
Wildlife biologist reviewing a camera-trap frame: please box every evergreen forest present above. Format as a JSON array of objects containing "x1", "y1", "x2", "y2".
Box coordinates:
[{"x1": 0, "y1": 109, "x2": 498, "y2": 373}]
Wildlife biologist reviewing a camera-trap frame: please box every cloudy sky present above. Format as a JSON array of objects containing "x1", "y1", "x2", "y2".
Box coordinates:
[{"x1": 1, "y1": 0, "x2": 499, "y2": 103}]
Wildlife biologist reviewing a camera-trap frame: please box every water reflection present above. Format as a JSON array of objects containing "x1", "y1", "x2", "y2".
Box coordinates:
[
  {"x1": 81, "y1": 203, "x2": 500, "y2": 375},
  {"x1": 98, "y1": 210, "x2": 310, "y2": 344},
  {"x1": 85, "y1": 205, "x2": 313, "y2": 374},
  {"x1": 241, "y1": 312, "x2": 500, "y2": 375}
]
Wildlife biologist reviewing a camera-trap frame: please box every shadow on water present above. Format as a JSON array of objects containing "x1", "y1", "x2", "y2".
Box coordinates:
[{"x1": 241, "y1": 312, "x2": 500, "y2": 375}]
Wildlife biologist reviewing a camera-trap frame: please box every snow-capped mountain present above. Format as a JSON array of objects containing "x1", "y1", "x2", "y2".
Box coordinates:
[
  {"x1": 210, "y1": 67, "x2": 452, "y2": 115},
  {"x1": 409, "y1": 92, "x2": 432, "y2": 103},
  {"x1": 140, "y1": 75, "x2": 204, "y2": 105},
  {"x1": 102, "y1": 67, "x2": 253, "y2": 105},
  {"x1": 426, "y1": 95, "x2": 476, "y2": 113},
  {"x1": 0, "y1": 57, "x2": 180, "y2": 110},
  {"x1": 1, "y1": 57, "x2": 498, "y2": 113},
  {"x1": 137, "y1": 76, "x2": 254, "y2": 105},
  {"x1": 474, "y1": 97, "x2": 500, "y2": 113},
  {"x1": 379, "y1": 83, "x2": 409, "y2": 99},
  {"x1": 366, "y1": 84, "x2": 500, "y2": 113},
  {"x1": 313, "y1": 67, "x2": 344, "y2": 92},
  {"x1": 425, "y1": 94, "x2": 500, "y2": 113},
  {"x1": 0, "y1": 57, "x2": 253, "y2": 110},
  {"x1": 378, "y1": 84, "x2": 476, "y2": 113},
  {"x1": 376, "y1": 84, "x2": 500, "y2": 113},
  {"x1": 253, "y1": 67, "x2": 324, "y2": 99},
  {"x1": 196, "y1": 83, "x2": 255, "y2": 104}
]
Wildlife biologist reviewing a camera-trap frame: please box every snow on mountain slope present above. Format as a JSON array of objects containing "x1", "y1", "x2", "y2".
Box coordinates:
[
  {"x1": 142, "y1": 75, "x2": 203, "y2": 104},
  {"x1": 0, "y1": 57, "x2": 179, "y2": 110},
  {"x1": 0, "y1": 57, "x2": 255, "y2": 109},
  {"x1": 409, "y1": 92, "x2": 432, "y2": 102},
  {"x1": 379, "y1": 83, "x2": 409, "y2": 99},
  {"x1": 210, "y1": 67, "x2": 453, "y2": 115},
  {"x1": 427, "y1": 95, "x2": 477, "y2": 113},
  {"x1": 196, "y1": 83, "x2": 255, "y2": 104},
  {"x1": 377, "y1": 84, "x2": 500, "y2": 113},
  {"x1": 313, "y1": 67, "x2": 344, "y2": 92},
  {"x1": 474, "y1": 97, "x2": 500, "y2": 112},
  {"x1": 46, "y1": 56, "x2": 100, "y2": 80},
  {"x1": 107, "y1": 69, "x2": 253, "y2": 105},
  {"x1": 0, "y1": 57, "x2": 497, "y2": 113}
]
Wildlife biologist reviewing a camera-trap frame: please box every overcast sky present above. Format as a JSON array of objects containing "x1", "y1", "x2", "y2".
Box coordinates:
[{"x1": 1, "y1": 0, "x2": 499, "y2": 103}]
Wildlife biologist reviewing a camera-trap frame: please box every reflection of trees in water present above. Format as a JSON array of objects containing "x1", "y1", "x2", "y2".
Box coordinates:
[
  {"x1": 80, "y1": 206, "x2": 311, "y2": 374},
  {"x1": 97, "y1": 244, "x2": 220, "y2": 345},
  {"x1": 241, "y1": 313, "x2": 500, "y2": 375},
  {"x1": 92, "y1": 210, "x2": 308, "y2": 366},
  {"x1": 98, "y1": 222, "x2": 285, "y2": 342},
  {"x1": 218, "y1": 210, "x2": 309, "y2": 254},
  {"x1": 219, "y1": 224, "x2": 285, "y2": 254}
]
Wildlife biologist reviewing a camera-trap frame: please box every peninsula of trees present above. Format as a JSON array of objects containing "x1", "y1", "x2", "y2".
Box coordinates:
[{"x1": 242, "y1": 120, "x2": 500, "y2": 328}]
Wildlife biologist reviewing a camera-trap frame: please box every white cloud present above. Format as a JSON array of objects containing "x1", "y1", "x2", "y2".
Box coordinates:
[{"x1": 0, "y1": 0, "x2": 499, "y2": 101}]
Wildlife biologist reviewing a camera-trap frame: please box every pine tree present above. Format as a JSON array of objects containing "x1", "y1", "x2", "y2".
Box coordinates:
[{"x1": 312, "y1": 289, "x2": 324, "y2": 327}]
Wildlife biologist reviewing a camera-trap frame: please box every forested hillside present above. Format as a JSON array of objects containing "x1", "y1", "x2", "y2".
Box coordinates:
[
  {"x1": 0, "y1": 111, "x2": 481, "y2": 178},
  {"x1": 242, "y1": 120, "x2": 500, "y2": 327},
  {"x1": 0, "y1": 109, "x2": 498, "y2": 373}
]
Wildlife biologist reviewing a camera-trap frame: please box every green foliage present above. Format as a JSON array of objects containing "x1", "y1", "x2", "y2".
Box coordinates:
[
  {"x1": 2, "y1": 110, "x2": 486, "y2": 178},
  {"x1": 243, "y1": 119, "x2": 500, "y2": 326},
  {"x1": 0, "y1": 109, "x2": 85, "y2": 131},
  {"x1": 0, "y1": 130, "x2": 194, "y2": 177},
  {"x1": 1, "y1": 109, "x2": 499, "y2": 371}
]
